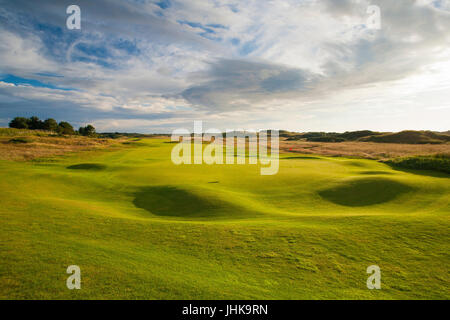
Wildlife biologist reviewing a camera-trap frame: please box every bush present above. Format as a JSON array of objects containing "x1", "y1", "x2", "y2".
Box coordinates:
[
  {"x1": 9, "y1": 116, "x2": 73, "y2": 133},
  {"x1": 43, "y1": 118, "x2": 58, "y2": 131},
  {"x1": 9, "y1": 117, "x2": 29, "y2": 129},
  {"x1": 79, "y1": 124, "x2": 96, "y2": 136},
  {"x1": 57, "y1": 121, "x2": 75, "y2": 135},
  {"x1": 28, "y1": 116, "x2": 44, "y2": 130},
  {"x1": 8, "y1": 137, "x2": 33, "y2": 144}
]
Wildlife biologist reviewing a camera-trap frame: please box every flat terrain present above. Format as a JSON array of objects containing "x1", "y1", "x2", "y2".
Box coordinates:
[{"x1": 0, "y1": 137, "x2": 449, "y2": 299}]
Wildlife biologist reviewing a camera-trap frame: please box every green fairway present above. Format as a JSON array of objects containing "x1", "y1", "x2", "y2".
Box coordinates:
[{"x1": 0, "y1": 138, "x2": 449, "y2": 299}]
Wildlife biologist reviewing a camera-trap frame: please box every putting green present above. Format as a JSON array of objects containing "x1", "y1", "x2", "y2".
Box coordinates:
[{"x1": 0, "y1": 138, "x2": 448, "y2": 299}]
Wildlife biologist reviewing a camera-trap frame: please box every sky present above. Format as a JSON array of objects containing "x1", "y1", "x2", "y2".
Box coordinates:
[{"x1": 0, "y1": 0, "x2": 449, "y2": 133}]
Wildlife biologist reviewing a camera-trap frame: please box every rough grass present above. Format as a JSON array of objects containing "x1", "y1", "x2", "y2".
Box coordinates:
[
  {"x1": 0, "y1": 128, "x2": 55, "y2": 137},
  {"x1": 8, "y1": 137, "x2": 34, "y2": 144},
  {"x1": 281, "y1": 139, "x2": 450, "y2": 160},
  {"x1": 0, "y1": 128, "x2": 125, "y2": 161},
  {"x1": 0, "y1": 138, "x2": 448, "y2": 299},
  {"x1": 384, "y1": 154, "x2": 450, "y2": 174},
  {"x1": 282, "y1": 130, "x2": 450, "y2": 144}
]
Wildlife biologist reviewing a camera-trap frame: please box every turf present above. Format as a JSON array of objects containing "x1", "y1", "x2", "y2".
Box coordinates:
[{"x1": 0, "y1": 138, "x2": 449, "y2": 299}]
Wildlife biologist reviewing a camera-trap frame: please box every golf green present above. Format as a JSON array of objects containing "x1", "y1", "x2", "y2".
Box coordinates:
[{"x1": 0, "y1": 138, "x2": 448, "y2": 299}]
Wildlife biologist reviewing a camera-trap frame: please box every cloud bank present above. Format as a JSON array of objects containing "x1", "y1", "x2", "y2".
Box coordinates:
[{"x1": 0, "y1": 0, "x2": 449, "y2": 132}]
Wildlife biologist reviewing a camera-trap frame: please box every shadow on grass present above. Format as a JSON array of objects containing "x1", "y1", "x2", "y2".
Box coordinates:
[
  {"x1": 133, "y1": 186, "x2": 234, "y2": 218},
  {"x1": 384, "y1": 164, "x2": 450, "y2": 179},
  {"x1": 282, "y1": 156, "x2": 322, "y2": 160},
  {"x1": 67, "y1": 163, "x2": 107, "y2": 171},
  {"x1": 340, "y1": 160, "x2": 370, "y2": 168},
  {"x1": 358, "y1": 171, "x2": 395, "y2": 175},
  {"x1": 122, "y1": 141, "x2": 146, "y2": 146},
  {"x1": 318, "y1": 177, "x2": 414, "y2": 207},
  {"x1": 8, "y1": 137, "x2": 33, "y2": 144}
]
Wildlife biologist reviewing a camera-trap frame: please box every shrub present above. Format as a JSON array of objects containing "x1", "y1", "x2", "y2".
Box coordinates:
[
  {"x1": 9, "y1": 117, "x2": 29, "y2": 129},
  {"x1": 57, "y1": 121, "x2": 75, "y2": 135},
  {"x1": 8, "y1": 137, "x2": 33, "y2": 144},
  {"x1": 79, "y1": 124, "x2": 96, "y2": 136},
  {"x1": 43, "y1": 118, "x2": 58, "y2": 131},
  {"x1": 28, "y1": 116, "x2": 44, "y2": 130},
  {"x1": 9, "y1": 116, "x2": 75, "y2": 133}
]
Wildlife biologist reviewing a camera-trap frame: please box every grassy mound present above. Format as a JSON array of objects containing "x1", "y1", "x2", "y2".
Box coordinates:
[
  {"x1": 318, "y1": 177, "x2": 413, "y2": 207},
  {"x1": 358, "y1": 171, "x2": 394, "y2": 175},
  {"x1": 307, "y1": 136, "x2": 346, "y2": 142},
  {"x1": 282, "y1": 129, "x2": 450, "y2": 145},
  {"x1": 67, "y1": 163, "x2": 107, "y2": 171},
  {"x1": 384, "y1": 154, "x2": 450, "y2": 174},
  {"x1": 282, "y1": 156, "x2": 322, "y2": 160},
  {"x1": 133, "y1": 186, "x2": 245, "y2": 218},
  {"x1": 361, "y1": 131, "x2": 450, "y2": 144},
  {"x1": 338, "y1": 130, "x2": 382, "y2": 141}
]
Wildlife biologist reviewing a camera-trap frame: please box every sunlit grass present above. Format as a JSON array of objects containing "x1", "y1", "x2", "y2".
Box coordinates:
[{"x1": 0, "y1": 138, "x2": 448, "y2": 299}]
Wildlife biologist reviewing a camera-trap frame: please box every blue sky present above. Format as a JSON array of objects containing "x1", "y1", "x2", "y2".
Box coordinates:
[{"x1": 0, "y1": 0, "x2": 449, "y2": 132}]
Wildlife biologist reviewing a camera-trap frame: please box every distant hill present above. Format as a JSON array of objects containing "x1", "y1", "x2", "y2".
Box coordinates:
[
  {"x1": 360, "y1": 131, "x2": 450, "y2": 144},
  {"x1": 282, "y1": 130, "x2": 450, "y2": 144},
  {"x1": 338, "y1": 130, "x2": 382, "y2": 141}
]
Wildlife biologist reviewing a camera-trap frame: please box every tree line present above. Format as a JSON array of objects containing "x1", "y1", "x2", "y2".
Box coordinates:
[{"x1": 9, "y1": 116, "x2": 96, "y2": 136}]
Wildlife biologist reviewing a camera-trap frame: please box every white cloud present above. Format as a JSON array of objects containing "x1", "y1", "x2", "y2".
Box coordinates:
[{"x1": 0, "y1": 0, "x2": 449, "y2": 131}]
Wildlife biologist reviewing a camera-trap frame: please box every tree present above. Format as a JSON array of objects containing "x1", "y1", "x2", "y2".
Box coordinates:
[
  {"x1": 57, "y1": 121, "x2": 75, "y2": 135},
  {"x1": 42, "y1": 118, "x2": 59, "y2": 131},
  {"x1": 28, "y1": 116, "x2": 44, "y2": 130},
  {"x1": 79, "y1": 124, "x2": 96, "y2": 136},
  {"x1": 9, "y1": 117, "x2": 29, "y2": 129},
  {"x1": 9, "y1": 116, "x2": 77, "y2": 134}
]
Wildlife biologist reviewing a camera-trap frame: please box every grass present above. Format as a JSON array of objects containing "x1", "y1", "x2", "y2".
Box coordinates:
[
  {"x1": 317, "y1": 177, "x2": 414, "y2": 207},
  {"x1": 282, "y1": 130, "x2": 450, "y2": 144},
  {"x1": 0, "y1": 137, "x2": 449, "y2": 299},
  {"x1": 384, "y1": 154, "x2": 450, "y2": 174},
  {"x1": 67, "y1": 163, "x2": 108, "y2": 171},
  {"x1": 8, "y1": 137, "x2": 34, "y2": 144},
  {"x1": 281, "y1": 139, "x2": 450, "y2": 160},
  {"x1": 0, "y1": 128, "x2": 123, "y2": 161},
  {"x1": 0, "y1": 128, "x2": 55, "y2": 137}
]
